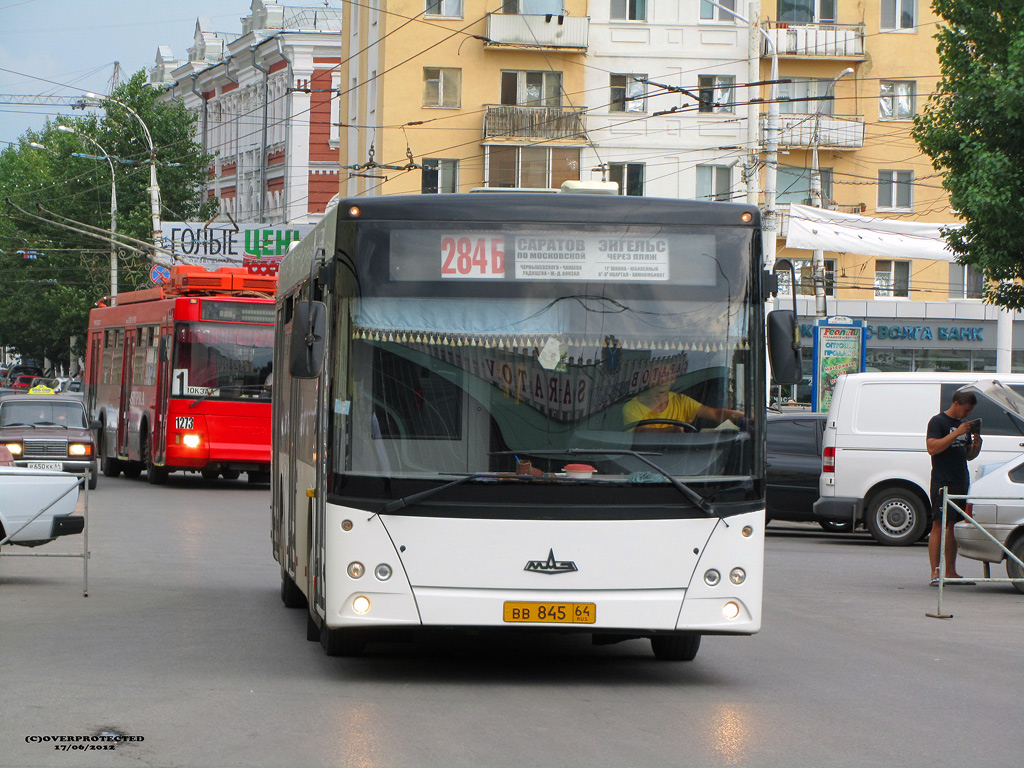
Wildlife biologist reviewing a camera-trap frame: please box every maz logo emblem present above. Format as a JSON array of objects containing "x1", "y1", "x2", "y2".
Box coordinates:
[{"x1": 524, "y1": 549, "x2": 578, "y2": 575}]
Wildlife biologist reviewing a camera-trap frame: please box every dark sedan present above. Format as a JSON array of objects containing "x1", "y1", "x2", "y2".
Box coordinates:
[{"x1": 766, "y1": 410, "x2": 849, "y2": 532}]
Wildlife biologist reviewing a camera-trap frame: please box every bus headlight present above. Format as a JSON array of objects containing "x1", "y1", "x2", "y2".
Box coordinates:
[
  {"x1": 352, "y1": 596, "x2": 371, "y2": 614},
  {"x1": 723, "y1": 601, "x2": 740, "y2": 620},
  {"x1": 182, "y1": 434, "x2": 201, "y2": 448},
  {"x1": 730, "y1": 567, "x2": 746, "y2": 585},
  {"x1": 347, "y1": 562, "x2": 365, "y2": 579},
  {"x1": 704, "y1": 569, "x2": 721, "y2": 586}
]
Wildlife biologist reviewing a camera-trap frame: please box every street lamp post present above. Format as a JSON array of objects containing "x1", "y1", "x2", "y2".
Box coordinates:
[
  {"x1": 57, "y1": 125, "x2": 118, "y2": 297},
  {"x1": 810, "y1": 68, "x2": 855, "y2": 318},
  {"x1": 702, "y1": 0, "x2": 781, "y2": 266},
  {"x1": 82, "y1": 92, "x2": 162, "y2": 263}
]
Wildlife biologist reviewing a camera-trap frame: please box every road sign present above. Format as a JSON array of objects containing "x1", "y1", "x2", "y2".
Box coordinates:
[{"x1": 150, "y1": 264, "x2": 171, "y2": 284}]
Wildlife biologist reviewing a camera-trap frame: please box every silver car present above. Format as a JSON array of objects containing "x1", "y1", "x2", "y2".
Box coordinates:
[{"x1": 955, "y1": 453, "x2": 1024, "y2": 595}]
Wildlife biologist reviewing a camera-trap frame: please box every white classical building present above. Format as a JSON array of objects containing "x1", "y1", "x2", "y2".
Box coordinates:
[
  {"x1": 583, "y1": 2, "x2": 754, "y2": 201},
  {"x1": 150, "y1": 1, "x2": 343, "y2": 226}
]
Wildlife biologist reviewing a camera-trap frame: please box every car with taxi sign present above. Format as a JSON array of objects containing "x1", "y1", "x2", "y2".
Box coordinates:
[{"x1": 0, "y1": 394, "x2": 100, "y2": 489}]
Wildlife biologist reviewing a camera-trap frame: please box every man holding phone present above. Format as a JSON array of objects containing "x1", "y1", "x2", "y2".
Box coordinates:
[{"x1": 925, "y1": 390, "x2": 982, "y2": 585}]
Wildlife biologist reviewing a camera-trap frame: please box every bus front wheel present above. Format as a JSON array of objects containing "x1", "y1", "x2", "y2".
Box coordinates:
[
  {"x1": 101, "y1": 430, "x2": 121, "y2": 478},
  {"x1": 651, "y1": 633, "x2": 701, "y2": 661},
  {"x1": 142, "y1": 428, "x2": 168, "y2": 485}
]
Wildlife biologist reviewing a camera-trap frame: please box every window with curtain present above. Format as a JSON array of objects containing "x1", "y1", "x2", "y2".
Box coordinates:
[
  {"x1": 610, "y1": 74, "x2": 647, "y2": 112},
  {"x1": 500, "y1": 70, "x2": 562, "y2": 107},
  {"x1": 423, "y1": 67, "x2": 461, "y2": 108},
  {"x1": 421, "y1": 159, "x2": 459, "y2": 194},
  {"x1": 879, "y1": 80, "x2": 916, "y2": 120},
  {"x1": 875, "y1": 260, "x2": 911, "y2": 298},
  {"x1": 698, "y1": 75, "x2": 735, "y2": 113},
  {"x1": 778, "y1": 78, "x2": 836, "y2": 115},
  {"x1": 486, "y1": 146, "x2": 580, "y2": 188}
]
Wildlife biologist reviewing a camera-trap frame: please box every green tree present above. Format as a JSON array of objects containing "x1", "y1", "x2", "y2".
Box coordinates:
[
  {"x1": 913, "y1": 1, "x2": 1024, "y2": 309},
  {"x1": 0, "y1": 70, "x2": 216, "y2": 369}
]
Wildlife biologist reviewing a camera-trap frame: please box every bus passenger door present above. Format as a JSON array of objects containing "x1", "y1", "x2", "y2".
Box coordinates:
[
  {"x1": 117, "y1": 331, "x2": 136, "y2": 456},
  {"x1": 85, "y1": 331, "x2": 103, "y2": 420}
]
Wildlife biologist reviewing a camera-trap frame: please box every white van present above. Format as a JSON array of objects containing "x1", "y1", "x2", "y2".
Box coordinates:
[{"x1": 814, "y1": 372, "x2": 1024, "y2": 546}]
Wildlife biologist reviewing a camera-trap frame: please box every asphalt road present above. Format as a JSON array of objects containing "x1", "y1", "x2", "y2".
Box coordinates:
[{"x1": 2, "y1": 474, "x2": 1022, "y2": 768}]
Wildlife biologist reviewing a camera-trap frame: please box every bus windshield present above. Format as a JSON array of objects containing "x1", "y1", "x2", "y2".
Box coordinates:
[
  {"x1": 334, "y1": 220, "x2": 761, "y2": 494},
  {"x1": 172, "y1": 321, "x2": 274, "y2": 400}
]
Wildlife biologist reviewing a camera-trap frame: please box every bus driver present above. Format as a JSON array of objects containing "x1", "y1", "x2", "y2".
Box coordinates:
[{"x1": 623, "y1": 375, "x2": 745, "y2": 433}]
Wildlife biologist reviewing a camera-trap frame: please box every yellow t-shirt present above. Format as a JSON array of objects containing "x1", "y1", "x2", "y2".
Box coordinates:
[{"x1": 623, "y1": 392, "x2": 701, "y2": 429}]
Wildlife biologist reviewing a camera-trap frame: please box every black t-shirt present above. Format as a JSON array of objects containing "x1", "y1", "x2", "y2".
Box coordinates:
[{"x1": 927, "y1": 411, "x2": 970, "y2": 486}]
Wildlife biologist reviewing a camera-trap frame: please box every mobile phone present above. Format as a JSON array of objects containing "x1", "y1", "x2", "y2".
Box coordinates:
[{"x1": 970, "y1": 419, "x2": 982, "y2": 434}]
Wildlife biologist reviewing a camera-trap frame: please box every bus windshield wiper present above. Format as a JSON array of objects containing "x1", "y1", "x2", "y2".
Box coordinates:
[
  {"x1": 493, "y1": 448, "x2": 718, "y2": 518},
  {"x1": 377, "y1": 472, "x2": 511, "y2": 515}
]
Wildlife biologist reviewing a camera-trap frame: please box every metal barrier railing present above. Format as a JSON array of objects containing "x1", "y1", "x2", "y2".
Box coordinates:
[
  {"x1": 927, "y1": 489, "x2": 1024, "y2": 619},
  {"x1": 0, "y1": 468, "x2": 90, "y2": 596}
]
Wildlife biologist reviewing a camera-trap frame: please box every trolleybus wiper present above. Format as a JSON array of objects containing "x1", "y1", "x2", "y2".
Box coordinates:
[{"x1": 492, "y1": 448, "x2": 718, "y2": 518}]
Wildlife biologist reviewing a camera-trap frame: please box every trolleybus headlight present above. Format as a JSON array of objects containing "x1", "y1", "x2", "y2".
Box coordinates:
[
  {"x1": 723, "y1": 601, "x2": 740, "y2": 620},
  {"x1": 730, "y1": 567, "x2": 746, "y2": 584},
  {"x1": 374, "y1": 563, "x2": 393, "y2": 581},
  {"x1": 341, "y1": 519, "x2": 353, "y2": 531},
  {"x1": 352, "y1": 596, "x2": 371, "y2": 614},
  {"x1": 704, "y1": 569, "x2": 721, "y2": 586},
  {"x1": 182, "y1": 433, "x2": 201, "y2": 448},
  {"x1": 69, "y1": 443, "x2": 91, "y2": 456},
  {"x1": 347, "y1": 562, "x2": 365, "y2": 579}
]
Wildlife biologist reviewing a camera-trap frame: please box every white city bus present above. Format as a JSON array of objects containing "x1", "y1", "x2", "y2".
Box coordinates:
[{"x1": 272, "y1": 191, "x2": 800, "y2": 660}]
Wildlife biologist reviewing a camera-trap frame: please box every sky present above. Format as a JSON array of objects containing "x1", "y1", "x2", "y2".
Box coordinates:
[{"x1": 0, "y1": 0, "x2": 288, "y2": 146}]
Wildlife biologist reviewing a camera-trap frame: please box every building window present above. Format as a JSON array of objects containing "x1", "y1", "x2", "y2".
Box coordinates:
[
  {"x1": 423, "y1": 67, "x2": 461, "y2": 108},
  {"x1": 880, "y1": 0, "x2": 915, "y2": 30},
  {"x1": 877, "y1": 170, "x2": 913, "y2": 210},
  {"x1": 700, "y1": 0, "x2": 736, "y2": 21},
  {"x1": 425, "y1": 0, "x2": 462, "y2": 18},
  {"x1": 777, "y1": 165, "x2": 833, "y2": 206},
  {"x1": 698, "y1": 75, "x2": 735, "y2": 113},
  {"x1": 779, "y1": 78, "x2": 836, "y2": 115},
  {"x1": 777, "y1": 258, "x2": 836, "y2": 297},
  {"x1": 500, "y1": 70, "x2": 562, "y2": 107},
  {"x1": 696, "y1": 165, "x2": 733, "y2": 201},
  {"x1": 949, "y1": 263, "x2": 985, "y2": 300},
  {"x1": 609, "y1": 162, "x2": 644, "y2": 196},
  {"x1": 879, "y1": 80, "x2": 916, "y2": 120},
  {"x1": 487, "y1": 146, "x2": 580, "y2": 189},
  {"x1": 778, "y1": 0, "x2": 837, "y2": 24},
  {"x1": 611, "y1": 0, "x2": 646, "y2": 21},
  {"x1": 875, "y1": 259, "x2": 911, "y2": 298},
  {"x1": 610, "y1": 74, "x2": 646, "y2": 113},
  {"x1": 422, "y1": 159, "x2": 459, "y2": 194}
]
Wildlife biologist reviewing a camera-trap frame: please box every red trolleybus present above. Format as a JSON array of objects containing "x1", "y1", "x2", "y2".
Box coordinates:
[{"x1": 83, "y1": 265, "x2": 276, "y2": 484}]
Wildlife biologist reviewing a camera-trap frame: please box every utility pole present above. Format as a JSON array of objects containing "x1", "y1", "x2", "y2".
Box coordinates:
[{"x1": 810, "y1": 68, "x2": 855, "y2": 318}]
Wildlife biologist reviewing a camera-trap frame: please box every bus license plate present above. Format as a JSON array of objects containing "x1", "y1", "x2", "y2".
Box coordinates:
[
  {"x1": 28, "y1": 462, "x2": 64, "y2": 471},
  {"x1": 503, "y1": 602, "x2": 596, "y2": 624}
]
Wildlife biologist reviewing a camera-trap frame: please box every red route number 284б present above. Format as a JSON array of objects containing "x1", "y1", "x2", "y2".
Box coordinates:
[{"x1": 441, "y1": 235, "x2": 505, "y2": 279}]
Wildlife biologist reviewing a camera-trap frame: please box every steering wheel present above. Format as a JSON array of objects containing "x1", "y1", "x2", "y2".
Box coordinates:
[{"x1": 625, "y1": 418, "x2": 698, "y2": 433}]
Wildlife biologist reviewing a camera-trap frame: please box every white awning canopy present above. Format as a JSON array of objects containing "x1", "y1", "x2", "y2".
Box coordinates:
[{"x1": 786, "y1": 204, "x2": 962, "y2": 261}]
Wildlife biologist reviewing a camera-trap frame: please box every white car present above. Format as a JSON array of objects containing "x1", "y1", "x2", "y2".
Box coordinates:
[
  {"x1": 0, "y1": 455, "x2": 83, "y2": 547},
  {"x1": 955, "y1": 453, "x2": 1024, "y2": 595}
]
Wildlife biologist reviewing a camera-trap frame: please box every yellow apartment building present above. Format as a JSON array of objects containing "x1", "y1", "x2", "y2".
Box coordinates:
[{"x1": 340, "y1": 0, "x2": 591, "y2": 198}]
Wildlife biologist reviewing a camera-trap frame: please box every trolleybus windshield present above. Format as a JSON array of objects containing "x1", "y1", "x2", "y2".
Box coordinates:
[
  {"x1": 333, "y1": 220, "x2": 761, "y2": 501},
  {"x1": 172, "y1": 322, "x2": 274, "y2": 401}
]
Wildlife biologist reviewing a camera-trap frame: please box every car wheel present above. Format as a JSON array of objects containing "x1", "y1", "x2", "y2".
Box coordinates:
[
  {"x1": 87, "y1": 470, "x2": 97, "y2": 491},
  {"x1": 865, "y1": 488, "x2": 928, "y2": 546},
  {"x1": 1006, "y1": 538, "x2": 1024, "y2": 596},
  {"x1": 306, "y1": 610, "x2": 320, "y2": 642},
  {"x1": 650, "y1": 633, "x2": 701, "y2": 661},
  {"x1": 819, "y1": 520, "x2": 853, "y2": 534}
]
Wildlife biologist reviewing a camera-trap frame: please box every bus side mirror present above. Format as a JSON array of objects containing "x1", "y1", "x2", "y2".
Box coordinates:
[
  {"x1": 289, "y1": 300, "x2": 326, "y2": 379},
  {"x1": 159, "y1": 338, "x2": 170, "y2": 363},
  {"x1": 767, "y1": 310, "x2": 803, "y2": 384}
]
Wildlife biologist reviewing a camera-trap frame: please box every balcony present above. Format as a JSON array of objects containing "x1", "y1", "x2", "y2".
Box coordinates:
[
  {"x1": 484, "y1": 104, "x2": 587, "y2": 141},
  {"x1": 762, "y1": 113, "x2": 865, "y2": 150},
  {"x1": 762, "y1": 22, "x2": 866, "y2": 60},
  {"x1": 485, "y1": 13, "x2": 589, "y2": 51}
]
